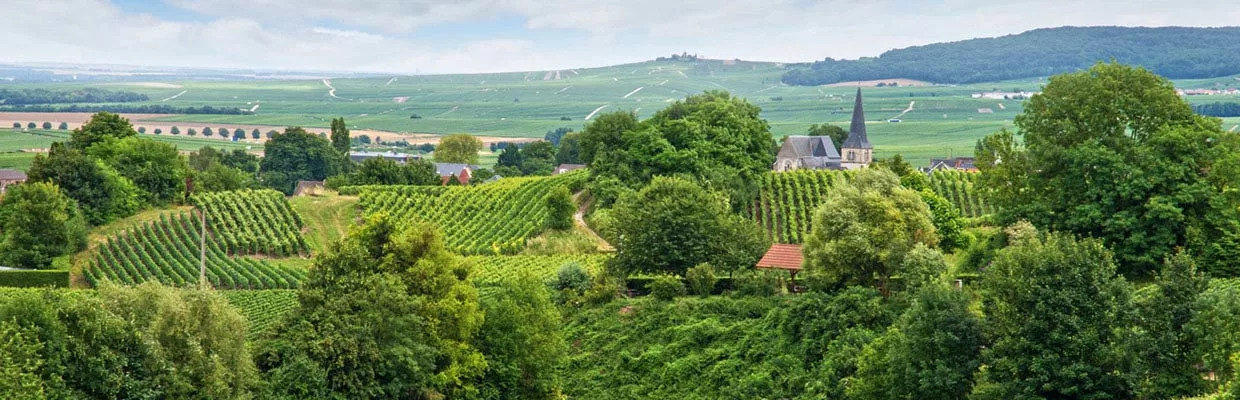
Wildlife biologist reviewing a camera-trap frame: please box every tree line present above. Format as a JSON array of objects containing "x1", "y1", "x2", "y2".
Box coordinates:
[
  {"x1": 0, "y1": 88, "x2": 147, "y2": 105},
  {"x1": 0, "y1": 104, "x2": 253, "y2": 115},
  {"x1": 1194, "y1": 102, "x2": 1240, "y2": 117},
  {"x1": 782, "y1": 26, "x2": 1240, "y2": 85}
]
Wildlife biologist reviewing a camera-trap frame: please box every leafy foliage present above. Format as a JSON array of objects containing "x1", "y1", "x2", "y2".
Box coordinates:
[
  {"x1": 256, "y1": 215, "x2": 485, "y2": 399},
  {"x1": 976, "y1": 63, "x2": 1240, "y2": 276},
  {"x1": 581, "y1": 91, "x2": 776, "y2": 209},
  {"x1": 612, "y1": 176, "x2": 769, "y2": 276},
  {"x1": 928, "y1": 170, "x2": 993, "y2": 218},
  {"x1": 67, "y1": 111, "x2": 136, "y2": 149},
  {"x1": 804, "y1": 168, "x2": 938, "y2": 292},
  {"x1": 0, "y1": 182, "x2": 87, "y2": 269},
  {"x1": 477, "y1": 270, "x2": 567, "y2": 400},
  {"x1": 260, "y1": 127, "x2": 344, "y2": 194},
  {"x1": 435, "y1": 133, "x2": 483, "y2": 164},
  {"x1": 28, "y1": 143, "x2": 142, "y2": 225},
  {"x1": 973, "y1": 234, "x2": 1133, "y2": 399}
]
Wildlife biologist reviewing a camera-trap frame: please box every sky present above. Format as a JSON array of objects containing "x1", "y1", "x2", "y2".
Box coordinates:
[{"x1": 4, "y1": 0, "x2": 1237, "y2": 74}]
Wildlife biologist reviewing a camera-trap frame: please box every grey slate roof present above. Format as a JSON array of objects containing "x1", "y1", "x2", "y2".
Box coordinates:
[
  {"x1": 0, "y1": 169, "x2": 27, "y2": 181},
  {"x1": 841, "y1": 88, "x2": 872, "y2": 150},
  {"x1": 776, "y1": 136, "x2": 841, "y2": 169},
  {"x1": 434, "y1": 163, "x2": 478, "y2": 177}
]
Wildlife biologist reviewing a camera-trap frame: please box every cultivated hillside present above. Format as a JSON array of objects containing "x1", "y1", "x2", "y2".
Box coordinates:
[{"x1": 783, "y1": 26, "x2": 1240, "y2": 85}]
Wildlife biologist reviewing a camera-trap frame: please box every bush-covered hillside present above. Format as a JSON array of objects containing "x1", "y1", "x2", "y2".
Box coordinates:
[{"x1": 783, "y1": 26, "x2": 1240, "y2": 85}]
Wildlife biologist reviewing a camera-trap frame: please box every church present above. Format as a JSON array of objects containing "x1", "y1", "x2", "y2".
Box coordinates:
[{"x1": 773, "y1": 88, "x2": 873, "y2": 171}]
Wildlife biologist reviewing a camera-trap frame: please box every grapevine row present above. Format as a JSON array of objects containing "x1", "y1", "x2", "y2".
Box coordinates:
[
  {"x1": 191, "y1": 189, "x2": 310, "y2": 257},
  {"x1": 748, "y1": 170, "x2": 847, "y2": 244},
  {"x1": 928, "y1": 170, "x2": 993, "y2": 217},
  {"x1": 221, "y1": 290, "x2": 299, "y2": 338},
  {"x1": 356, "y1": 171, "x2": 588, "y2": 255},
  {"x1": 84, "y1": 212, "x2": 307, "y2": 289}
]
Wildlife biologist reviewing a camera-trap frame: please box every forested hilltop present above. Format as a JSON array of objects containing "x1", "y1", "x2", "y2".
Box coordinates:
[{"x1": 783, "y1": 26, "x2": 1240, "y2": 85}]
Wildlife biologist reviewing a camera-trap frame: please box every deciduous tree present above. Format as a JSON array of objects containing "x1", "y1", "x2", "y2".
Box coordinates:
[
  {"x1": 435, "y1": 134, "x2": 483, "y2": 164},
  {"x1": 803, "y1": 168, "x2": 938, "y2": 292},
  {"x1": 329, "y1": 117, "x2": 350, "y2": 153},
  {"x1": 68, "y1": 111, "x2": 136, "y2": 149},
  {"x1": 0, "y1": 182, "x2": 88, "y2": 269},
  {"x1": 259, "y1": 127, "x2": 343, "y2": 194}
]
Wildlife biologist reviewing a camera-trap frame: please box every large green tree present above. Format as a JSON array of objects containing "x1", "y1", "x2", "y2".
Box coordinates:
[
  {"x1": 28, "y1": 143, "x2": 141, "y2": 225},
  {"x1": 330, "y1": 117, "x2": 350, "y2": 154},
  {"x1": 332, "y1": 157, "x2": 439, "y2": 187},
  {"x1": 976, "y1": 63, "x2": 1240, "y2": 276},
  {"x1": 68, "y1": 111, "x2": 136, "y2": 149},
  {"x1": 256, "y1": 215, "x2": 486, "y2": 399},
  {"x1": 88, "y1": 137, "x2": 188, "y2": 205},
  {"x1": 611, "y1": 176, "x2": 768, "y2": 276},
  {"x1": 1130, "y1": 251, "x2": 1210, "y2": 399},
  {"x1": 849, "y1": 284, "x2": 984, "y2": 400},
  {"x1": 476, "y1": 270, "x2": 567, "y2": 399},
  {"x1": 0, "y1": 182, "x2": 88, "y2": 269},
  {"x1": 971, "y1": 233, "x2": 1134, "y2": 399},
  {"x1": 435, "y1": 134, "x2": 483, "y2": 164},
  {"x1": 260, "y1": 127, "x2": 344, "y2": 194},
  {"x1": 803, "y1": 168, "x2": 938, "y2": 292},
  {"x1": 580, "y1": 91, "x2": 776, "y2": 209},
  {"x1": 519, "y1": 141, "x2": 556, "y2": 176},
  {"x1": 555, "y1": 132, "x2": 583, "y2": 164}
]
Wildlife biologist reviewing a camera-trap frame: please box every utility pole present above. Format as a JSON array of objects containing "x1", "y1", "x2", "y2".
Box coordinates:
[{"x1": 199, "y1": 207, "x2": 208, "y2": 289}]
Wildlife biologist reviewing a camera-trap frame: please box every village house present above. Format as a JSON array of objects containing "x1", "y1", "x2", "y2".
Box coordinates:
[
  {"x1": 0, "y1": 169, "x2": 26, "y2": 193},
  {"x1": 348, "y1": 151, "x2": 422, "y2": 164},
  {"x1": 435, "y1": 163, "x2": 475, "y2": 185},
  {"x1": 927, "y1": 157, "x2": 978, "y2": 172}
]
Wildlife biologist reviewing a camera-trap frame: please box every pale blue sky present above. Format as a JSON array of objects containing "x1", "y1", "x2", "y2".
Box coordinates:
[{"x1": 4, "y1": 0, "x2": 1235, "y2": 74}]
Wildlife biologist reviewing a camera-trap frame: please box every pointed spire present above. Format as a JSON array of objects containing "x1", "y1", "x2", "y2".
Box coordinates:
[{"x1": 842, "y1": 88, "x2": 872, "y2": 149}]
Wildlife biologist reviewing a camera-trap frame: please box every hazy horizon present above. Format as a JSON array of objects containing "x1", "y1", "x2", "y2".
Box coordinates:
[{"x1": 5, "y1": 0, "x2": 1239, "y2": 75}]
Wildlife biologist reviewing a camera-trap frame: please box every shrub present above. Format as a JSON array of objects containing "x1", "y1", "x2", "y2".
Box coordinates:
[
  {"x1": 733, "y1": 269, "x2": 781, "y2": 297},
  {"x1": 584, "y1": 273, "x2": 621, "y2": 305},
  {"x1": 686, "y1": 263, "x2": 718, "y2": 296},
  {"x1": 553, "y1": 262, "x2": 591, "y2": 293},
  {"x1": 0, "y1": 269, "x2": 70, "y2": 288},
  {"x1": 648, "y1": 275, "x2": 686, "y2": 301}
]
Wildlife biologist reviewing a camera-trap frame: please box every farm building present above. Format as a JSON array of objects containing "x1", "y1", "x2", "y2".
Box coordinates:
[
  {"x1": 756, "y1": 243, "x2": 804, "y2": 291},
  {"x1": 436, "y1": 163, "x2": 476, "y2": 185},
  {"x1": 555, "y1": 164, "x2": 586, "y2": 175},
  {"x1": 0, "y1": 169, "x2": 26, "y2": 193},
  {"x1": 927, "y1": 157, "x2": 978, "y2": 172},
  {"x1": 348, "y1": 151, "x2": 422, "y2": 164},
  {"x1": 774, "y1": 88, "x2": 872, "y2": 171}
]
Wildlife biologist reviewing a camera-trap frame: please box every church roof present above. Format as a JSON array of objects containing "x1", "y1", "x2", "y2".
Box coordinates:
[
  {"x1": 780, "y1": 136, "x2": 840, "y2": 159},
  {"x1": 841, "y1": 88, "x2": 872, "y2": 149}
]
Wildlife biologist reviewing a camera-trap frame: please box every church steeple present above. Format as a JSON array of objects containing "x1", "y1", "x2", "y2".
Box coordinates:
[
  {"x1": 842, "y1": 88, "x2": 872, "y2": 150},
  {"x1": 839, "y1": 88, "x2": 873, "y2": 170}
]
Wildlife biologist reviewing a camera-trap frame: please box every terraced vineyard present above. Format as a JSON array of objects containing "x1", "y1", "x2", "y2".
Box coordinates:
[
  {"x1": 221, "y1": 290, "x2": 299, "y2": 338},
  {"x1": 192, "y1": 189, "x2": 310, "y2": 256},
  {"x1": 84, "y1": 212, "x2": 307, "y2": 289},
  {"x1": 929, "y1": 170, "x2": 993, "y2": 218},
  {"x1": 748, "y1": 170, "x2": 847, "y2": 244},
  {"x1": 356, "y1": 171, "x2": 588, "y2": 255}
]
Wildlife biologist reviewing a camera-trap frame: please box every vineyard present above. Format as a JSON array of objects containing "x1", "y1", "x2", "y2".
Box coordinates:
[
  {"x1": 191, "y1": 190, "x2": 310, "y2": 257},
  {"x1": 84, "y1": 212, "x2": 307, "y2": 289},
  {"x1": 748, "y1": 170, "x2": 847, "y2": 244},
  {"x1": 928, "y1": 170, "x2": 993, "y2": 218},
  {"x1": 356, "y1": 171, "x2": 588, "y2": 255},
  {"x1": 468, "y1": 254, "x2": 610, "y2": 288},
  {"x1": 222, "y1": 290, "x2": 299, "y2": 338}
]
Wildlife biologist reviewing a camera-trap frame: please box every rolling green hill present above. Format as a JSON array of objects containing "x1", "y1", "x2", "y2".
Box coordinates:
[{"x1": 783, "y1": 26, "x2": 1240, "y2": 85}]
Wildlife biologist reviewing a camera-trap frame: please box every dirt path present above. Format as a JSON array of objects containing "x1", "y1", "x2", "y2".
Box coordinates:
[
  {"x1": 572, "y1": 191, "x2": 613, "y2": 252},
  {"x1": 161, "y1": 90, "x2": 188, "y2": 102},
  {"x1": 892, "y1": 100, "x2": 915, "y2": 119},
  {"x1": 622, "y1": 87, "x2": 644, "y2": 99},
  {"x1": 322, "y1": 79, "x2": 349, "y2": 100},
  {"x1": 585, "y1": 104, "x2": 609, "y2": 120}
]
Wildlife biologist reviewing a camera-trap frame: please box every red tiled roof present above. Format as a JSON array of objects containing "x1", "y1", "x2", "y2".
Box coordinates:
[{"x1": 756, "y1": 244, "x2": 803, "y2": 271}]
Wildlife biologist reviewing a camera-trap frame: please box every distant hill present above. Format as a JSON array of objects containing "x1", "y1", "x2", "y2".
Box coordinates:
[{"x1": 782, "y1": 26, "x2": 1240, "y2": 85}]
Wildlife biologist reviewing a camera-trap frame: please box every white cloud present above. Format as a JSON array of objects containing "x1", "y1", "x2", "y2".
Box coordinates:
[{"x1": 0, "y1": 0, "x2": 1237, "y2": 73}]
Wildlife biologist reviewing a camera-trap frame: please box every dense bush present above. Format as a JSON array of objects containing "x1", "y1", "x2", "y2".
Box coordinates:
[
  {"x1": 0, "y1": 270, "x2": 69, "y2": 288},
  {"x1": 647, "y1": 275, "x2": 686, "y2": 301}
]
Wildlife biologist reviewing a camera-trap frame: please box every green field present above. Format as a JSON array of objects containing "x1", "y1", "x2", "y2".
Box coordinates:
[
  {"x1": 6, "y1": 59, "x2": 1240, "y2": 165},
  {"x1": 0, "y1": 128, "x2": 257, "y2": 170}
]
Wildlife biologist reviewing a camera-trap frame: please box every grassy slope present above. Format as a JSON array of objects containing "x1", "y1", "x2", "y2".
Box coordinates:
[{"x1": 287, "y1": 192, "x2": 360, "y2": 255}]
